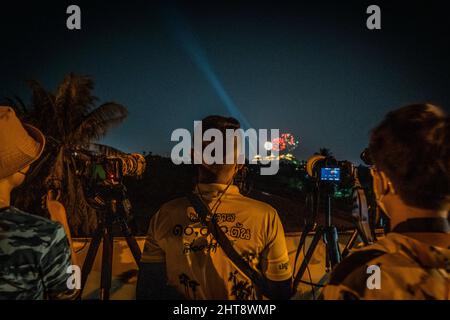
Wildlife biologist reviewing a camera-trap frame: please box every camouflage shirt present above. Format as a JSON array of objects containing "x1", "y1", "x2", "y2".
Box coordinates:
[
  {"x1": 323, "y1": 219, "x2": 450, "y2": 300},
  {"x1": 0, "y1": 206, "x2": 72, "y2": 300}
]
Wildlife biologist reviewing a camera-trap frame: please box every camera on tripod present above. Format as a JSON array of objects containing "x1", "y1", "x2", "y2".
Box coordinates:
[
  {"x1": 292, "y1": 152, "x2": 377, "y2": 295},
  {"x1": 306, "y1": 154, "x2": 355, "y2": 199},
  {"x1": 305, "y1": 152, "x2": 377, "y2": 240},
  {"x1": 68, "y1": 147, "x2": 146, "y2": 300}
]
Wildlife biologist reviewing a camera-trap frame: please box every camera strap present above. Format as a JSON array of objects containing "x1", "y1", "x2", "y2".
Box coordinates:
[{"x1": 186, "y1": 192, "x2": 267, "y2": 294}]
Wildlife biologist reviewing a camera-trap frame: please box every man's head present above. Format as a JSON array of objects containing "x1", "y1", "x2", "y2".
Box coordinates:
[
  {"x1": 368, "y1": 103, "x2": 450, "y2": 221},
  {"x1": 195, "y1": 115, "x2": 244, "y2": 184},
  {"x1": 0, "y1": 107, "x2": 45, "y2": 194}
]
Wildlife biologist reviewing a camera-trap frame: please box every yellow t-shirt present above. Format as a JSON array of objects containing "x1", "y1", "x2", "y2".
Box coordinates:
[{"x1": 141, "y1": 183, "x2": 292, "y2": 300}]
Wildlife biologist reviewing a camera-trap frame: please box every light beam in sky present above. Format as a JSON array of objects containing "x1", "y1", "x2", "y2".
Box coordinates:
[{"x1": 164, "y1": 6, "x2": 252, "y2": 130}]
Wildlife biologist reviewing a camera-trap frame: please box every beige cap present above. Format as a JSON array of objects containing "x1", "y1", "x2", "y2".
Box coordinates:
[{"x1": 0, "y1": 106, "x2": 46, "y2": 180}]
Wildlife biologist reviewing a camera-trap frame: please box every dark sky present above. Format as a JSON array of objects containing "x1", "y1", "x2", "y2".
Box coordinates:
[{"x1": 1, "y1": 0, "x2": 449, "y2": 163}]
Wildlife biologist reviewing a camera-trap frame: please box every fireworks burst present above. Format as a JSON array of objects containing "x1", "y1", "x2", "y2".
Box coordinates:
[{"x1": 271, "y1": 133, "x2": 299, "y2": 152}]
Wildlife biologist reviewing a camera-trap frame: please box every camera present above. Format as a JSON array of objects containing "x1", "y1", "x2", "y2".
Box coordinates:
[
  {"x1": 306, "y1": 155, "x2": 355, "y2": 196},
  {"x1": 71, "y1": 149, "x2": 145, "y2": 182},
  {"x1": 70, "y1": 148, "x2": 146, "y2": 210}
]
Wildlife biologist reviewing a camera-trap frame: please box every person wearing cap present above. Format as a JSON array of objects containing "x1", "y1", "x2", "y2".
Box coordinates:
[
  {"x1": 0, "y1": 106, "x2": 75, "y2": 300},
  {"x1": 322, "y1": 104, "x2": 450, "y2": 300}
]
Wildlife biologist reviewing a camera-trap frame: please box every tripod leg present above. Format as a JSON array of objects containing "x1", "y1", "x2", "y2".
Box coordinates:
[
  {"x1": 79, "y1": 227, "x2": 103, "y2": 298},
  {"x1": 119, "y1": 219, "x2": 142, "y2": 264},
  {"x1": 341, "y1": 229, "x2": 359, "y2": 258},
  {"x1": 292, "y1": 223, "x2": 315, "y2": 279},
  {"x1": 324, "y1": 225, "x2": 342, "y2": 268},
  {"x1": 292, "y1": 228, "x2": 323, "y2": 291},
  {"x1": 100, "y1": 226, "x2": 114, "y2": 300}
]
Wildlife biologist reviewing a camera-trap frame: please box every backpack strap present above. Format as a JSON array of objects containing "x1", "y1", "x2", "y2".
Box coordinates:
[{"x1": 186, "y1": 193, "x2": 267, "y2": 291}]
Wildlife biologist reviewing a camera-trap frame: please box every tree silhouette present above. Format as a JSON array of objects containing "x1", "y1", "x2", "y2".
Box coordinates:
[
  {"x1": 316, "y1": 148, "x2": 333, "y2": 157},
  {"x1": 9, "y1": 74, "x2": 128, "y2": 235}
]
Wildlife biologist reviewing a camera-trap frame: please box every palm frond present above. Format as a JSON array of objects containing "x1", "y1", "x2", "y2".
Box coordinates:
[
  {"x1": 13, "y1": 95, "x2": 28, "y2": 114},
  {"x1": 12, "y1": 74, "x2": 128, "y2": 236},
  {"x1": 26, "y1": 80, "x2": 58, "y2": 134},
  {"x1": 318, "y1": 148, "x2": 333, "y2": 157},
  {"x1": 70, "y1": 102, "x2": 128, "y2": 143},
  {"x1": 54, "y1": 74, "x2": 97, "y2": 138}
]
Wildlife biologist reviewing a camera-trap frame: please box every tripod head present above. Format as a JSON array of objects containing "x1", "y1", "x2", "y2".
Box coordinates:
[{"x1": 88, "y1": 180, "x2": 131, "y2": 212}]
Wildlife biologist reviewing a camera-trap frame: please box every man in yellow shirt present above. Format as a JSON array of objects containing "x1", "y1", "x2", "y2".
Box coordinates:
[{"x1": 137, "y1": 116, "x2": 292, "y2": 300}]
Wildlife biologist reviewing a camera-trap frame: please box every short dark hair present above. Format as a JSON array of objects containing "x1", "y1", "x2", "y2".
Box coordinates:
[
  {"x1": 194, "y1": 116, "x2": 241, "y2": 173},
  {"x1": 369, "y1": 103, "x2": 450, "y2": 210},
  {"x1": 199, "y1": 115, "x2": 240, "y2": 159},
  {"x1": 201, "y1": 115, "x2": 240, "y2": 134}
]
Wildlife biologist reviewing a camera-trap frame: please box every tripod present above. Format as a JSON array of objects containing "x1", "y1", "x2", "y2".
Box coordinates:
[
  {"x1": 292, "y1": 190, "x2": 342, "y2": 293},
  {"x1": 79, "y1": 185, "x2": 142, "y2": 300},
  {"x1": 341, "y1": 181, "x2": 376, "y2": 258}
]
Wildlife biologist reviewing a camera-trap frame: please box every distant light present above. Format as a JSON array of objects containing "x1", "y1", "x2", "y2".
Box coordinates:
[{"x1": 264, "y1": 141, "x2": 273, "y2": 151}]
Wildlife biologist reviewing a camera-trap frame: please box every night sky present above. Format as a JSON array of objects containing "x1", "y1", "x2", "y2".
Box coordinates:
[{"x1": 1, "y1": 0, "x2": 449, "y2": 163}]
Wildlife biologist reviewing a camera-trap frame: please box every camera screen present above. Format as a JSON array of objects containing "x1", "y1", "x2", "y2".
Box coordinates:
[{"x1": 320, "y1": 167, "x2": 340, "y2": 181}]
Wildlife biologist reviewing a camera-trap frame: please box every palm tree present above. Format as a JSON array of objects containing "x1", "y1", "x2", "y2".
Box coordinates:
[
  {"x1": 8, "y1": 73, "x2": 128, "y2": 235},
  {"x1": 228, "y1": 271, "x2": 253, "y2": 300},
  {"x1": 316, "y1": 148, "x2": 333, "y2": 158}
]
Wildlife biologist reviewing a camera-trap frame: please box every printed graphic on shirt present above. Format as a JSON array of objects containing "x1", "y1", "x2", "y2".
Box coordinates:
[
  {"x1": 173, "y1": 212, "x2": 252, "y2": 255},
  {"x1": 178, "y1": 273, "x2": 200, "y2": 300},
  {"x1": 228, "y1": 270, "x2": 255, "y2": 300}
]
